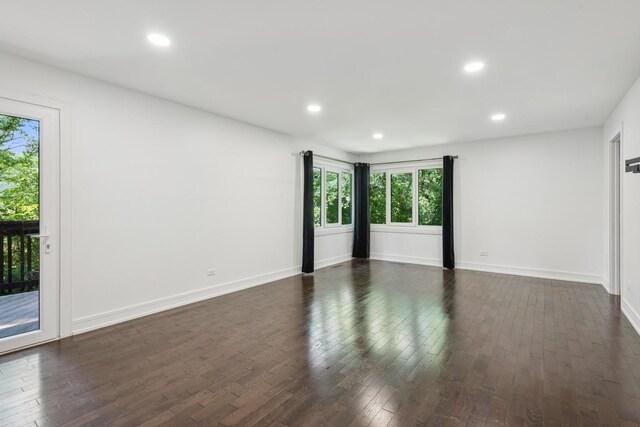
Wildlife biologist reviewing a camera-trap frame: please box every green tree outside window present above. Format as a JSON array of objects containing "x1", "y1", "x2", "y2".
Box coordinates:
[
  {"x1": 418, "y1": 168, "x2": 443, "y2": 226},
  {"x1": 390, "y1": 173, "x2": 413, "y2": 223},
  {"x1": 1, "y1": 114, "x2": 40, "y2": 285},
  {"x1": 341, "y1": 173, "x2": 352, "y2": 225},
  {"x1": 313, "y1": 167, "x2": 321, "y2": 227},
  {"x1": 1, "y1": 115, "x2": 39, "y2": 221},
  {"x1": 325, "y1": 171, "x2": 339, "y2": 224},
  {"x1": 370, "y1": 172, "x2": 386, "y2": 224}
]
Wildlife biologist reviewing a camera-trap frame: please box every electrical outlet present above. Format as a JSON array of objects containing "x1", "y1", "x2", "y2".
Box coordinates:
[
  {"x1": 207, "y1": 269, "x2": 216, "y2": 276},
  {"x1": 480, "y1": 251, "x2": 489, "y2": 257}
]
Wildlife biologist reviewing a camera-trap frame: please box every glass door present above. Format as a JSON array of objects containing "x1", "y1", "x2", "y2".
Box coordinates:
[{"x1": 0, "y1": 98, "x2": 59, "y2": 354}]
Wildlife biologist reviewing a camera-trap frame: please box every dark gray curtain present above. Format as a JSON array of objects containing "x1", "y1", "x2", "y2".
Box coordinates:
[
  {"x1": 442, "y1": 155, "x2": 455, "y2": 269},
  {"x1": 302, "y1": 151, "x2": 314, "y2": 273},
  {"x1": 352, "y1": 163, "x2": 370, "y2": 258}
]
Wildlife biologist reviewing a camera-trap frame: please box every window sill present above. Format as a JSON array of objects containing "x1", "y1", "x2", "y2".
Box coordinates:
[
  {"x1": 315, "y1": 227, "x2": 354, "y2": 237},
  {"x1": 371, "y1": 226, "x2": 442, "y2": 236}
]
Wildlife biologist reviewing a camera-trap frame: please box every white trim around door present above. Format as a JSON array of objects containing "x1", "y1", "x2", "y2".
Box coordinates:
[{"x1": 0, "y1": 88, "x2": 71, "y2": 354}]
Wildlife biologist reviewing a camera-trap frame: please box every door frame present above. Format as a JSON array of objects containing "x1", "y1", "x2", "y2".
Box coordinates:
[
  {"x1": 609, "y1": 130, "x2": 623, "y2": 296},
  {"x1": 0, "y1": 88, "x2": 71, "y2": 351}
]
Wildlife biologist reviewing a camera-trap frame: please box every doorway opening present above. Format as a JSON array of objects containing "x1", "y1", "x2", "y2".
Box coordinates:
[
  {"x1": 0, "y1": 114, "x2": 40, "y2": 339},
  {"x1": 0, "y1": 98, "x2": 59, "y2": 355}
]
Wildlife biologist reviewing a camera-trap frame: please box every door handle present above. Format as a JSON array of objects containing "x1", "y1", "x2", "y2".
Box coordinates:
[{"x1": 27, "y1": 230, "x2": 52, "y2": 254}]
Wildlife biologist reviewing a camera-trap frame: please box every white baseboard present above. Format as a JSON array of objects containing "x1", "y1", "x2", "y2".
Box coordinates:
[
  {"x1": 601, "y1": 277, "x2": 611, "y2": 294},
  {"x1": 315, "y1": 254, "x2": 353, "y2": 269},
  {"x1": 370, "y1": 253, "x2": 441, "y2": 267},
  {"x1": 622, "y1": 298, "x2": 640, "y2": 338},
  {"x1": 71, "y1": 253, "x2": 602, "y2": 335},
  {"x1": 369, "y1": 253, "x2": 602, "y2": 285},
  {"x1": 456, "y1": 261, "x2": 603, "y2": 285},
  {"x1": 72, "y1": 254, "x2": 352, "y2": 335},
  {"x1": 72, "y1": 266, "x2": 300, "y2": 335}
]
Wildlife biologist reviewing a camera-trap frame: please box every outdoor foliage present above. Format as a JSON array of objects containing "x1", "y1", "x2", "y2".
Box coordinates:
[
  {"x1": 0, "y1": 115, "x2": 39, "y2": 221},
  {"x1": 314, "y1": 166, "x2": 442, "y2": 227},
  {"x1": 370, "y1": 172, "x2": 386, "y2": 224},
  {"x1": 313, "y1": 169, "x2": 353, "y2": 227},
  {"x1": 326, "y1": 171, "x2": 339, "y2": 224},
  {"x1": 341, "y1": 173, "x2": 352, "y2": 225},
  {"x1": 1, "y1": 114, "x2": 40, "y2": 287},
  {"x1": 390, "y1": 173, "x2": 413, "y2": 223},
  {"x1": 418, "y1": 168, "x2": 443, "y2": 225},
  {"x1": 369, "y1": 168, "x2": 443, "y2": 225},
  {"x1": 313, "y1": 168, "x2": 321, "y2": 226}
]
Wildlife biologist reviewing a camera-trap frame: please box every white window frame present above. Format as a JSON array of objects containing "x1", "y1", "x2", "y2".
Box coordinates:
[
  {"x1": 314, "y1": 159, "x2": 354, "y2": 236},
  {"x1": 371, "y1": 160, "x2": 443, "y2": 235}
]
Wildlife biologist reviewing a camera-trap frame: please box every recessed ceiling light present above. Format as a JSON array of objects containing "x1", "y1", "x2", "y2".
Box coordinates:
[
  {"x1": 491, "y1": 113, "x2": 506, "y2": 121},
  {"x1": 147, "y1": 33, "x2": 171, "y2": 47},
  {"x1": 464, "y1": 61, "x2": 485, "y2": 73},
  {"x1": 372, "y1": 133, "x2": 384, "y2": 140},
  {"x1": 307, "y1": 104, "x2": 322, "y2": 113}
]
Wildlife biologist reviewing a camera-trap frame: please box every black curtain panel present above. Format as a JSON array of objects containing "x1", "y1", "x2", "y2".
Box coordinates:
[
  {"x1": 352, "y1": 163, "x2": 370, "y2": 258},
  {"x1": 442, "y1": 155, "x2": 455, "y2": 269},
  {"x1": 302, "y1": 151, "x2": 315, "y2": 273}
]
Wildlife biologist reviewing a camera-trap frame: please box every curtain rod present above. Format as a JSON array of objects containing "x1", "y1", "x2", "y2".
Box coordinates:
[
  {"x1": 371, "y1": 156, "x2": 457, "y2": 166},
  {"x1": 300, "y1": 151, "x2": 458, "y2": 166},
  {"x1": 299, "y1": 151, "x2": 354, "y2": 166}
]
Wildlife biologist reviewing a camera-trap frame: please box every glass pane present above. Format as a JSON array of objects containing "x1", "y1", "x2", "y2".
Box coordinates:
[
  {"x1": 391, "y1": 173, "x2": 413, "y2": 223},
  {"x1": 341, "y1": 173, "x2": 352, "y2": 225},
  {"x1": 326, "y1": 171, "x2": 339, "y2": 224},
  {"x1": 370, "y1": 172, "x2": 386, "y2": 224},
  {"x1": 313, "y1": 167, "x2": 322, "y2": 227},
  {"x1": 0, "y1": 114, "x2": 41, "y2": 339},
  {"x1": 418, "y1": 168, "x2": 443, "y2": 226}
]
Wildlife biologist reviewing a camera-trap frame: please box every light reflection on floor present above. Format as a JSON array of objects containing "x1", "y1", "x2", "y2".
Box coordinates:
[{"x1": 304, "y1": 264, "x2": 456, "y2": 403}]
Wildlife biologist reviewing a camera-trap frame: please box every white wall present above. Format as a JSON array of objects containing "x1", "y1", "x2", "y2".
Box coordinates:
[
  {"x1": 360, "y1": 127, "x2": 604, "y2": 284},
  {"x1": 604, "y1": 73, "x2": 640, "y2": 335},
  {"x1": 0, "y1": 51, "x2": 354, "y2": 334},
  {"x1": 0, "y1": 49, "x2": 614, "y2": 338}
]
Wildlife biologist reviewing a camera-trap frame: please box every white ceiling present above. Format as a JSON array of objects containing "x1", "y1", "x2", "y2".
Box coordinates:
[{"x1": 1, "y1": 0, "x2": 640, "y2": 153}]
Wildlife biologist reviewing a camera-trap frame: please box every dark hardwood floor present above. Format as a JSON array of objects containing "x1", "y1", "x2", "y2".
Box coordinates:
[{"x1": 1, "y1": 260, "x2": 640, "y2": 426}]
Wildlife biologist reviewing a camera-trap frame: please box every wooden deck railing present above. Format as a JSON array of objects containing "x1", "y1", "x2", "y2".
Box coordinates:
[{"x1": 0, "y1": 221, "x2": 40, "y2": 294}]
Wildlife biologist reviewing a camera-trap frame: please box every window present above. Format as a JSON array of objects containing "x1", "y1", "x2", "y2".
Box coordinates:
[
  {"x1": 370, "y1": 172, "x2": 386, "y2": 224},
  {"x1": 325, "y1": 171, "x2": 339, "y2": 224},
  {"x1": 341, "y1": 173, "x2": 352, "y2": 225},
  {"x1": 390, "y1": 172, "x2": 413, "y2": 223},
  {"x1": 418, "y1": 168, "x2": 443, "y2": 226},
  {"x1": 312, "y1": 163, "x2": 354, "y2": 230},
  {"x1": 313, "y1": 167, "x2": 322, "y2": 227},
  {"x1": 370, "y1": 164, "x2": 443, "y2": 230}
]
